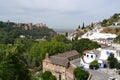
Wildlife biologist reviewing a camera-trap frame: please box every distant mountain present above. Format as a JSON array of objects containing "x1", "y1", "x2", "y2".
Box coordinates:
[{"x1": 54, "y1": 28, "x2": 74, "y2": 33}]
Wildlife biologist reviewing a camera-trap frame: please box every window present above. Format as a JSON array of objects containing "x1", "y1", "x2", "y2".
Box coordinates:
[
  {"x1": 59, "y1": 74, "x2": 61, "y2": 80},
  {"x1": 91, "y1": 55, "x2": 93, "y2": 58},
  {"x1": 87, "y1": 55, "x2": 89, "y2": 57}
]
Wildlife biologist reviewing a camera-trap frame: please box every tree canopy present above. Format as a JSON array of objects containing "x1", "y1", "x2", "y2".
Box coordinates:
[
  {"x1": 89, "y1": 60, "x2": 99, "y2": 69},
  {"x1": 41, "y1": 71, "x2": 57, "y2": 80},
  {"x1": 114, "y1": 35, "x2": 120, "y2": 43},
  {"x1": 107, "y1": 53, "x2": 118, "y2": 69},
  {"x1": 28, "y1": 40, "x2": 72, "y2": 67},
  {"x1": 74, "y1": 67, "x2": 89, "y2": 80},
  {"x1": 116, "y1": 62, "x2": 120, "y2": 70},
  {"x1": 0, "y1": 44, "x2": 31, "y2": 80},
  {"x1": 101, "y1": 13, "x2": 120, "y2": 27},
  {"x1": 73, "y1": 38, "x2": 100, "y2": 54}
]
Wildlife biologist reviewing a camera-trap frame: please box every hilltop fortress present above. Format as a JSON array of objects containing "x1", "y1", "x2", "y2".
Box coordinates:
[{"x1": 5, "y1": 20, "x2": 48, "y2": 30}]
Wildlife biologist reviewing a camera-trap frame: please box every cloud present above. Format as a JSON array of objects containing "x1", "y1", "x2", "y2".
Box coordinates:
[{"x1": 0, "y1": 0, "x2": 120, "y2": 29}]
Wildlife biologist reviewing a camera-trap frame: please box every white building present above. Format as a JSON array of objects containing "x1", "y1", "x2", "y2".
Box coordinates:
[
  {"x1": 80, "y1": 50, "x2": 100, "y2": 69},
  {"x1": 67, "y1": 32, "x2": 76, "y2": 41},
  {"x1": 97, "y1": 48, "x2": 116, "y2": 68},
  {"x1": 80, "y1": 47, "x2": 119, "y2": 69},
  {"x1": 81, "y1": 25, "x2": 117, "y2": 46}
]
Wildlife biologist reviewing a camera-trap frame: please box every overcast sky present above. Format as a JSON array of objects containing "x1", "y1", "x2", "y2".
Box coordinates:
[{"x1": 0, "y1": 0, "x2": 120, "y2": 30}]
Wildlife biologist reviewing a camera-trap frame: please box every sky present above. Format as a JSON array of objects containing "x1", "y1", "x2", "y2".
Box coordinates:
[{"x1": 0, "y1": 0, "x2": 120, "y2": 30}]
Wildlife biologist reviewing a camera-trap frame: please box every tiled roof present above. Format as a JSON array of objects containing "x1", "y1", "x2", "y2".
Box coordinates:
[
  {"x1": 83, "y1": 50, "x2": 92, "y2": 53},
  {"x1": 84, "y1": 49, "x2": 100, "y2": 54},
  {"x1": 50, "y1": 56, "x2": 69, "y2": 67},
  {"x1": 49, "y1": 50, "x2": 79, "y2": 67}
]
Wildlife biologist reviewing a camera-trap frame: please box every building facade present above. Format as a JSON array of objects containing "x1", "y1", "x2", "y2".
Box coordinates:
[{"x1": 42, "y1": 50, "x2": 79, "y2": 80}]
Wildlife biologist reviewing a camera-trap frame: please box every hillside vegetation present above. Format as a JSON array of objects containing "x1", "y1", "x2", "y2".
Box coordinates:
[
  {"x1": 101, "y1": 27, "x2": 120, "y2": 34},
  {"x1": 114, "y1": 35, "x2": 120, "y2": 43},
  {"x1": 101, "y1": 13, "x2": 120, "y2": 27},
  {"x1": 0, "y1": 21, "x2": 56, "y2": 44},
  {"x1": 99, "y1": 13, "x2": 120, "y2": 34}
]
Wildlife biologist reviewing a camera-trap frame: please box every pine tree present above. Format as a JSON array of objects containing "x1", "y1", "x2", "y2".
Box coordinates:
[
  {"x1": 82, "y1": 22, "x2": 85, "y2": 29},
  {"x1": 91, "y1": 22, "x2": 94, "y2": 28},
  {"x1": 78, "y1": 25, "x2": 80, "y2": 29}
]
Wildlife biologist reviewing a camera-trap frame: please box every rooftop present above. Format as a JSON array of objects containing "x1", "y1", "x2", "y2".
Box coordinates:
[
  {"x1": 83, "y1": 49, "x2": 100, "y2": 54},
  {"x1": 50, "y1": 56, "x2": 69, "y2": 67},
  {"x1": 49, "y1": 50, "x2": 79, "y2": 67}
]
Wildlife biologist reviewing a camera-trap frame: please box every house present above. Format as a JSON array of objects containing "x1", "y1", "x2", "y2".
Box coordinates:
[
  {"x1": 97, "y1": 47, "x2": 116, "y2": 68},
  {"x1": 80, "y1": 49, "x2": 100, "y2": 69},
  {"x1": 42, "y1": 50, "x2": 79, "y2": 80},
  {"x1": 80, "y1": 47, "x2": 118, "y2": 69}
]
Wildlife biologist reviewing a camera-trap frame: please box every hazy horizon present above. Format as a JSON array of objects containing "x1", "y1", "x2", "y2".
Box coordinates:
[{"x1": 0, "y1": 0, "x2": 120, "y2": 30}]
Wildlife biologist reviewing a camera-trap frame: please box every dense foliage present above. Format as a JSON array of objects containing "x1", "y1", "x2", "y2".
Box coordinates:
[
  {"x1": 116, "y1": 62, "x2": 120, "y2": 70},
  {"x1": 101, "y1": 13, "x2": 120, "y2": 27},
  {"x1": 74, "y1": 67, "x2": 89, "y2": 80},
  {"x1": 73, "y1": 38, "x2": 100, "y2": 54},
  {"x1": 89, "y1": 60, "x2": 99, "y2": 69},
  {"x1": 28, "y1": 39, "x2": 72, "y2": 67},
  {"x1": 41, "y1": 71, "x2": 57, "y2": 80},
  {"x1": 107, "y1": 53, "x2": 118, "y2": 69},
  {"x1": 114, "y1": 35, "x2": 120, "y2": 43},
  {"x1": 0, "y1": 44, "x2": 31, "y2": 80},
  {"x1": 51, "y1": 35, "x2": 71, "y2": 43}
]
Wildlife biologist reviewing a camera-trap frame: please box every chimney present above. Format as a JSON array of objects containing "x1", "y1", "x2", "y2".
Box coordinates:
[{"x1": 45, "y1": 53, "x2": 49, "y2": 60}]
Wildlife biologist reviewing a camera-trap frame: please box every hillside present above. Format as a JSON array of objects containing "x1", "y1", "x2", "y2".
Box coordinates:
[
  {"x1": 101, "y1": 27, "x2": 120, "y2": 34},
  {"x1": 81, "y1": 13, "x2": 120, "y2": 35},
  {"x1": 0, "y1": 21, "x2": 56, "y2": 44},
  {"x1": 101, "y1": 13, "x2": 120, "y2": 27}
]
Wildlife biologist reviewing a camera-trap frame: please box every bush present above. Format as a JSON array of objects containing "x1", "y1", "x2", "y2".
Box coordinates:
[
  {"x1": 89, "y1": 60, "x2": 99, "y2": 69},
  {"x1": 74, "y1": 67, "x2": 89, "y2": 80},
  {"x1": 41, "y1": 71, "x2": 57, "y2": 80}
]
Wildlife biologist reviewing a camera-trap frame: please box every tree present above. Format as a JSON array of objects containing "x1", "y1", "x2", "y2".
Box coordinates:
[
  {"x1": 41, "y1": 71, "x2": 56, "y2": 80},
  {"x1": 78, "y1": 25, "x2": 81, "y2": 29},
  {"x1": 51, "y1": 35, "x2": 71, "y2": 43},
  {"x1": 91, "y1": 22, "x2": 94, "y2": 28},
  {"x1": 74, "y1": 67, "x2": 89, "y2": 80},
  {"x1": 114, "y1": 35, "x2": 120, "y2": 43},
  {"x1": 101, "y1": 19, "x2": 108, "y2": 27},
  {"x1": 82, "y1": 22, "x2": 85, "y2": 29},
  {"x1": 29, "y1": 40, "x2": 72, "y2": 67},
  {"x1": 0, "y1": 44, "x2": 31, "y2": 80},
  {"x1": 107, "y1": 53, "x2": 118, "y2": 69},
  {"x1": 73, "y1": 38, "x2": 100, "y2": 54},
  {"x1": 49, "y1": 75, "x2": 57, "y2": 80},
  {"x1": 0, "y1": 44, "x2": 6, "y2": 61},
  {"x1": 116, "y1": 62, "x2": 120, "y2": 70},
  {"x1": 89, "y1": 60, "x2": 99, "y2": 69}
]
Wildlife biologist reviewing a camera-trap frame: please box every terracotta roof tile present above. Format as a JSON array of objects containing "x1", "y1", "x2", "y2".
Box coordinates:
[{"x1": 49, "y1": 50, "x2": 79, "y2": 67}]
